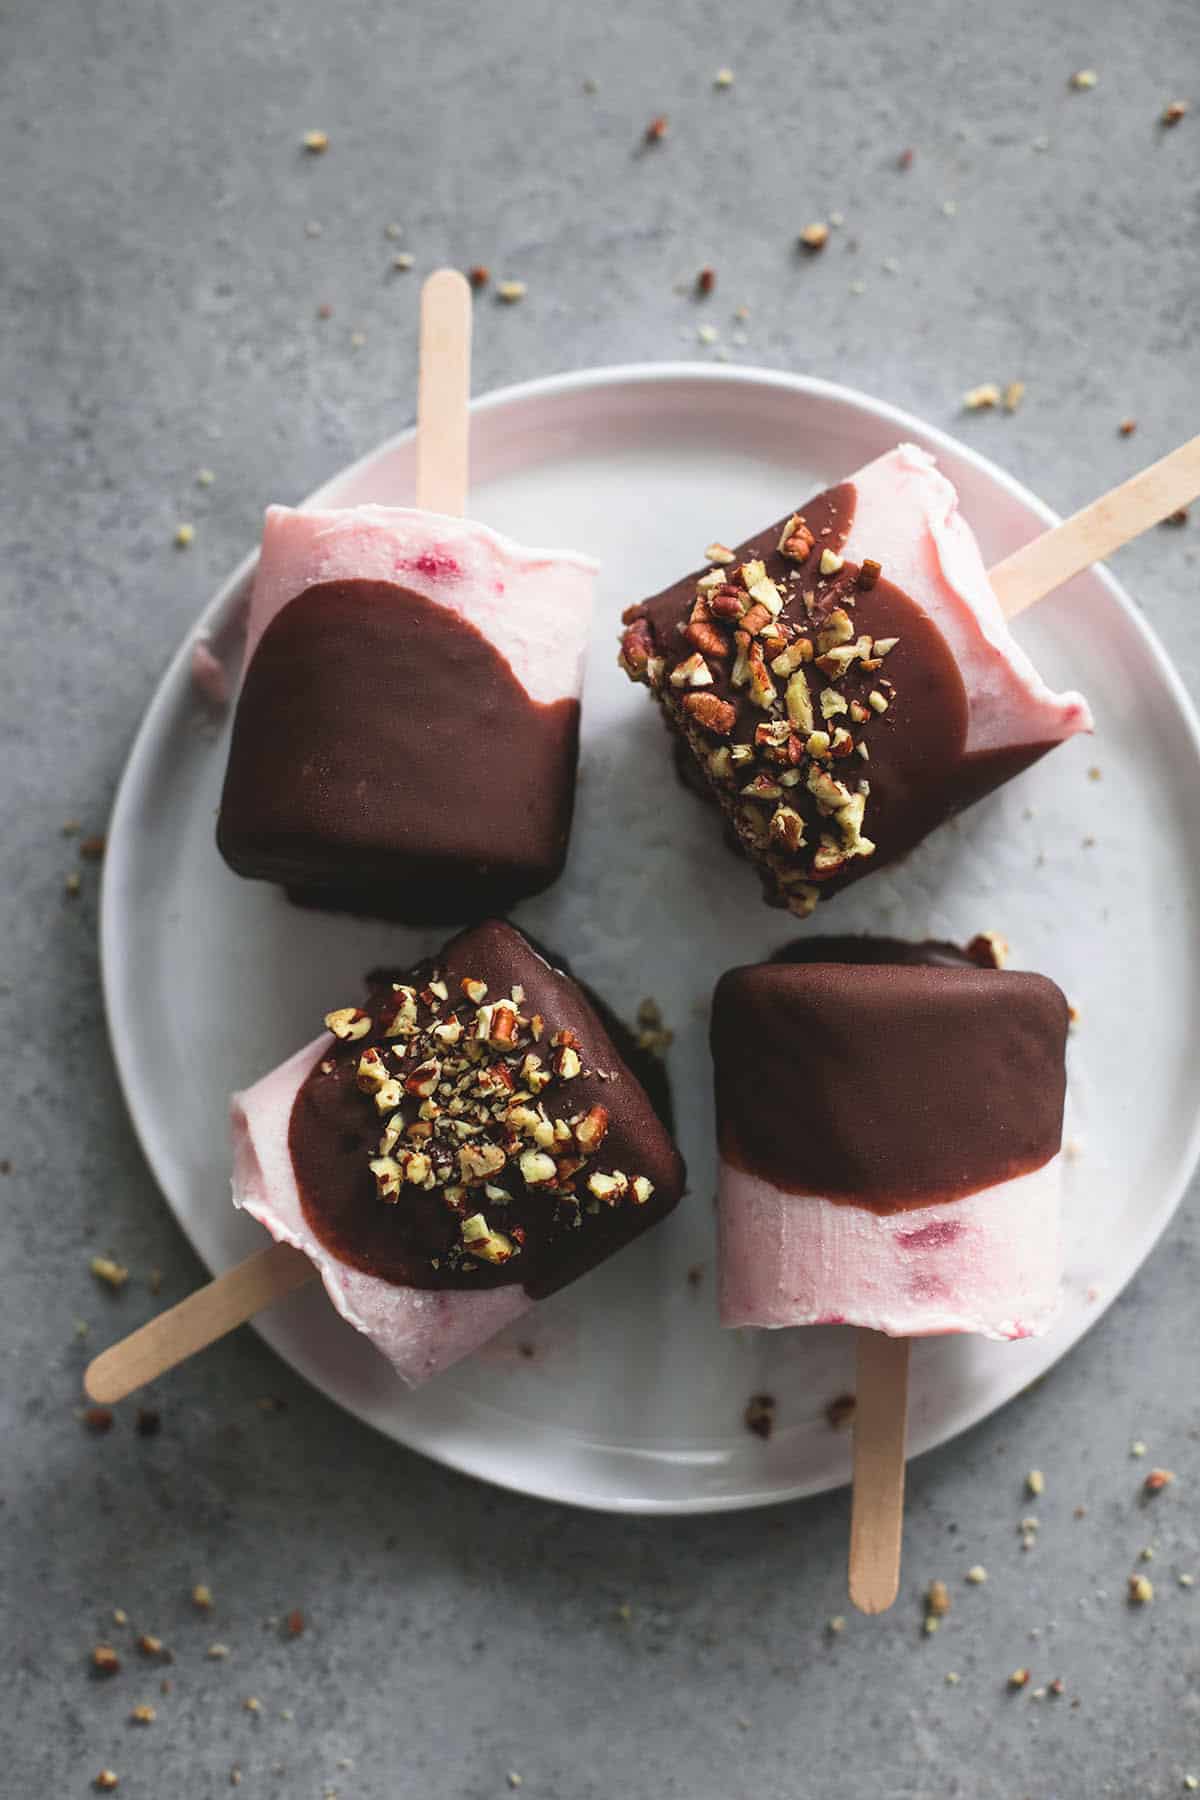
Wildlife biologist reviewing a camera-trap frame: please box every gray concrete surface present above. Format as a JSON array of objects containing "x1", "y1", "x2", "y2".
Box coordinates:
[{"x1": 4, "y1": 1, "x2": 1200, "y2": 1794}]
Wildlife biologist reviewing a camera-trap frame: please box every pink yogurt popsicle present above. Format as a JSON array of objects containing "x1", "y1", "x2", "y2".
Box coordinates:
[
  {"x1": 232, "y1": 919, "x2": 685, "y2": 1386},
  {"x1": 620, "y1": 445, "x2": 1091, "y2": 918},
  {"x1": 218, "y1": 506, "x2": 598, "y2": 921},
  {"x1": 712, "y1": 938, "x2": 1070, "y2": 1342}
]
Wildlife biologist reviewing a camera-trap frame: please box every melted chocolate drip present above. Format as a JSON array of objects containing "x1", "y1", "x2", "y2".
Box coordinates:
[
  {"x1": 711, "y1": 950, "x2": 1069, "y2": 1210},
  {"x1": 289, "y1": 921, "x2": 685, "y2": 1297},
  {"x1": 218, "y1": 581, "x2": 580, "y2": 923}
]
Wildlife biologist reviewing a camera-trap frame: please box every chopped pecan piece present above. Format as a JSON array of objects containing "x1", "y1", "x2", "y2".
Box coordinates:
[
  {"x1": 685, "y1": 619, "x2": 730, "y2": 659},
  {"x1": 683, "y1": 691, "x2": 737, "y2": 734},
  {"x1": 778, "y1": 514, "x2": 816, "y2": 561},
  {"x1": 619, "y1": 618, "x2": 655, "y2": 681}
]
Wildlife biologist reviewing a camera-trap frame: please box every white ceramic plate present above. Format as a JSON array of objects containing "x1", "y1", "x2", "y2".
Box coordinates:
[{"x1": 101, "y1": 365, "x2": 1200, "y2": 1514}]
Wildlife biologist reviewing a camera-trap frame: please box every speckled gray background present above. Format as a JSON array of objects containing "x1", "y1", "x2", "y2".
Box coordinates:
[{"x1": 4, "y1": 1, "x2": 1200, "y2": 1795}]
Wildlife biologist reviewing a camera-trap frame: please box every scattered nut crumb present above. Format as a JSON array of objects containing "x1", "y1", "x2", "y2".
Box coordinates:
[
  {"x1": 90, "y1": 1256, "x2": 128, "y2": 1290},
  {"x1": 1184, "y1": 1778, "x2": 1198, "y2": 1793},
  {"x1": 1131, "y1": 1439, "x2": 1147, "y2": 1457},
  {"x1": 1003, "y1": 381, "x2": 1025, "y2": 413},
  {"x1": 635, "y1": 997, "x2": 674, "y2": 1056},
  {"x1": 92, "y1": 1645, "x2": 121, "y2": 1676},
  {"x1": 1128, "y1": 1573, "x2": 1154, "y2": 1604},
  {"x1": 317, "y1": 302, "x2": 333, "y2": 320},
  {"x1": 84, "y1": 1407, "x2": 115, "y2": 1434},
  {"x1": 1162, "y1": 99, "x2": 1188, "y2": 125},
  {"x1": 1070, "y1": 69, "x2": 1098, "y2": 90},
  {"x1": 966, "y1": 931, "x2": 1008, "y2": 970},
  {"x1": 243, "y1": 1696, "x2": 262, "y2": 1714},
  {"x1": 1119, "y1": 418, "x2": 1137, "y2": 437},
  {"x1": 1144, "y1": 1468, "x2": 1175, "y2": 1494},
  {"x1": 697, "y1": 323, "x2": 718, "y2": 345},
  {"x1": 1026, "y1": 1469, "x2": 1045, "y2": 1497},
  {"x1": 714, "y1": 68, "x2": 734, "y2": 88},
  {"x1": 1179, "y1": 1573, "x2": 1195, "y2": 1587},
  {"x1": 963, "y1": 383, "x2": 1001, "y2": 411},
  {"x1": 898, "y1": 147, "x2": 914, "y2": 169},
  {"x1": 65, "y1": 870, "x2": 82, "y2": 896},
  {"x1": 1140, "y1": 1545, "x2": 1155, "y2": 1562},
  {"x1": 799, "y1": 222, "x2": 829, "y2": 251},
  {"x1": 644, "y1": 115, "x2": 668, "y2": 144},
  {"x1": 112, "y1": 1610, "x2": 128, "y2": 1627},
  {"x1": 391, "y1": 253, "x2": 414, "y2": 271},
  {"x1": 192, "y1": 1584, "x2": 214, "y2": 1611},
  {"x1": 825, "y1": 1393, "x2": 856, "y2": 1431},
  {"x1": 496, "y1": 280, "x2": 527, "y2": 304},
  {"x1": 923, "y1": 1615, "x2": 940, "y2": 1636},
  {"x1": 174, "y1": 523, "x2": 195, "y2": 549},
  {"x1": 696, "y1": 266, "x2": 716, "y2": 296},
  {"x1": 1008, "y1": 1667, "x2": 1030, "y2": 1689},
  {"x1": 826, "y1": 1615, "x2": 846, "y2": 1635},
  {"x1": 79, "y1": 834, "x2": 106, "y2": 861},
  {"x1": 303, "y1": 129, "x2": 329, "y2": 153},
  {"x1": 965, "y1": 1565, "x2": 988, "y2": 1585},
  {"x1": 1165, "y1": 506, "x2": 1189, "y2": 526},
  {"x1": 349, "y1": 330, "x2": 367, "y2": 350},
  {"x1": 286, "y1": 1609, "x2": 305, "y2": 1638},
  {"x1": 230, "y1": 1772, "x2": 242, "y2": 1789},
  {"x1": 944, "y1": 1670, "x2": 960, "y2": 1685},
  {"x1": 94, "y1": 1773, "x2": 119, "y2": 1792},
  {"x1": 467, "y1": 266, "x2": 489, "y2": 289},
  {"x1": 744, "y1": 1393, "x2": 776, "y2": 1440},
  {"x1": 207, "y1": 1643, "x2": 231, "y2": 1660},
  {"x1": 507, "y1": 1776, "x2": 523, "y2": 1791},
  {"x1": 130, "y1": 1704, "x2": 156, "y2": 1725},
  {"x1": 941, "y1": 198, "x2": 958, "y2": 217},
  {"x1": 136, "y1": 1634, "x2": 163, "y2": 1657},
  {"x1": 926, "y1": 1579, "x2": 951, "y2": 1618}
]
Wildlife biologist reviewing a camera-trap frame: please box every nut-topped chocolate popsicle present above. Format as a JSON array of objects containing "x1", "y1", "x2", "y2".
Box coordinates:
[
  {"x1": 232, "y1": 920, "x2": 685, "y2": 1384},
  {"x1": 620, "y1": 445, "x2": 1090, "y2": 917}
]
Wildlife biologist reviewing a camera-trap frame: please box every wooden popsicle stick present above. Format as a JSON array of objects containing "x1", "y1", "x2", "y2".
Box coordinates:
[
  {"x1": 990, "y1": 433, "x2": 1200, "y2": 619},
  {"x1": 84, "y1": 1242, "x2": 314, "y2": 1404},
  {"x1": 415, "y1": 267, "x2": 472, "y2": 517},
  {"x1": 848, "y1": 1330, "x2": 911, "y2": 1614}
]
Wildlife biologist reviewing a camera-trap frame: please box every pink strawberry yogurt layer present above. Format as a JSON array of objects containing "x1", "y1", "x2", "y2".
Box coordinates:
[
  {"x1": 845, "y1": 445, "x2": 1092, "y2": 753},
  {"x1": 244, "y1": 505, "x2": 598, "y2": 705},
  {"x1": 231, "y1": 1037, "x2": 532, "y2": 1386},
  {"x1": 717, "y1": 1157, "x2": 1062, "y2": 1341}
]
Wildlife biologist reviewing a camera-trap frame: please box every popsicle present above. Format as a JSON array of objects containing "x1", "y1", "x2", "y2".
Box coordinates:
[
  {"x1": 619, "y1": 443, "x2": 1092, "y2": 916},
  {"x1": 216, "y1": 271, "x2": 597, "y2": 921},
  {"x1": 710, "y1": 934, "x2": 1070, "y2": 1611},
  {"x1": 87, "y1": 919, "x2": 685, "y2": 1396},
  {"x1": 712, "y1": 937, "x2": 1069, "y2": 1341}
]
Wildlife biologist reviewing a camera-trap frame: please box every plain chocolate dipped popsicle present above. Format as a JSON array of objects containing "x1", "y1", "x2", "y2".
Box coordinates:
[{"x1": 711, "y1": 937, "x2": 1069, "y2": 1340}]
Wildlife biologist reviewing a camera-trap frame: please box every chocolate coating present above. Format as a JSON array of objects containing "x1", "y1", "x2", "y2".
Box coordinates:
[
  {"x1": 218, "y1": 580, "x2": 580, "y2": 922},
  {"x1": 625, "y1": 483, "x2": 1057, "y2": 913},
  {"x1": 711, "y1": 953, "x2": 1069, "y2": 1209},
  {"x1": 290, "y1": 920, "x2": 685, "y2": 1297}
]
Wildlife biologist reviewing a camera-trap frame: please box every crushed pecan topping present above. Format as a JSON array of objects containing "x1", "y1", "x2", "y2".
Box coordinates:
[
  {"x1": 320, "y1": 973, "x2": 657, "y2": 1275},
  {"x1": 618, "y1": 504, "x2": 903, "y2": 914}
]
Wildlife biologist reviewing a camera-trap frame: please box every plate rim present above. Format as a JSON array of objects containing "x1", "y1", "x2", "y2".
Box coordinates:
[{"x1": 98, "y1": 360, "x2": 1200, "y2": 1514}]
